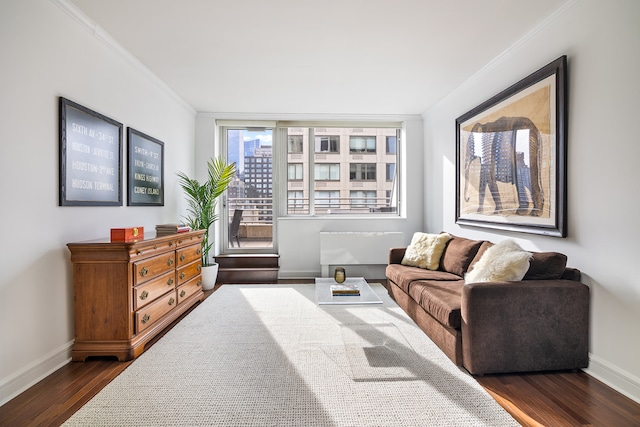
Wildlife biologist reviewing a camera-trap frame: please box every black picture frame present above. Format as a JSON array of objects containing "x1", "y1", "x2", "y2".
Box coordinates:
[
  {"x1": 59, "y1": 97, "x2": 123, "y2": 206},
  {"x1": 455, "y1": 56, "x2": 568, "y2": 237},
  {"x1": 127, "y1": 128, "x2": 164, "y2": 206}
]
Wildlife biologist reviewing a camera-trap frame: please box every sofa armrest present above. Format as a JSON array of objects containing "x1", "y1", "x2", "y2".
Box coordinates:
[
  {"x1": 461, "y1": 279, "x2": 589, "y2": 375},
  {"x1": 388, "y1": 247, "x2": 406, "y2": 265}
]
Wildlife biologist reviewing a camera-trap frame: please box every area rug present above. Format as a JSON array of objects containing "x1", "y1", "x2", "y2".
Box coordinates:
[{"x1": 63, "y1": 284, "x2": 518, "y2": 426}]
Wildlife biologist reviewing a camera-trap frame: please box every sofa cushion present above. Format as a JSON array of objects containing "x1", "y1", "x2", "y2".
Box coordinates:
[
  {"x1": 440, "y1": 236, "x2": 485, "y2": 277},
  {"x1": 524, "y1": 252, "x2": 568, "y2": 280},
  {"x1": 407, "y1": 280, "x2": 464, "y2": 329},
  {"x1": 467, "y1": 241, "x2": 494, "y2": 273},
  {"x1": 465, "y1": 240, "x2": 532, "y2": 283},
  {"x1": 386, "y1": 264, "x2": 462, "y2": 293},
  {"x1": 401, "y1": 232, "x2": 452, "y2": 270}
]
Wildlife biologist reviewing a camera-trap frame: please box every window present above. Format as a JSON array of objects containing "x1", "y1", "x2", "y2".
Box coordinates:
[
  {"x1": 288, "y1": 191, "x2": 306, "y2": 212},
  {"x1": 284, "y1": 125, "x2": 400, "y2": 216},
  {"x1": 314, "y1": 163, "x2": 340, "y2": 180},
  {"x1": 386, "y1": 136, "x2": 397, "y2": 154},
  {"x1": 349, "y1": 136, "x2": 376, "y2": 153},
  {"x1": 315, "y1": 136, "x2": 340, "y2": 153},
  {"x1": 350, "y1": 163, "x2": 376, "y2": 180},
  {"x1": 288, "y1": 135, "x2": 303, "y2": 153},
  {"x1": 314, "y1": 191, "x2": 340, "y2": 209},
  {"x1": 386, "y1": 163, "x2": 395, "y2": 181},
  {"x1": 288, "y1": 163, "x2": 303, "y2": 180},
  {"x1": 350, "y1": 190, "x2": 376, "y2": 208}
]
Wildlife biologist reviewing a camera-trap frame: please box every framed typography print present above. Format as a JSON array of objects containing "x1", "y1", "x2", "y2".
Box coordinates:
[
  {"x1": 59, "y1": 97, "x2": 123, "y2": 206},
  {"x1": 455, "y1": 56, "x2": 567, "y2": 237},
  {"x1": 127, "y1": 128, "x2": 164, "y2": 206}
]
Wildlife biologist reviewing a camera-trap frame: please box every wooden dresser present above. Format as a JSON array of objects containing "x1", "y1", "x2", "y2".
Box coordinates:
[{"x1": 67, "y1": 230, "x2": 205, "y2": 361}]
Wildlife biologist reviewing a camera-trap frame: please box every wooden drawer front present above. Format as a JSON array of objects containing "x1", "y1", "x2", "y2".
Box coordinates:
[
  {"x1": 135, "y1": 291, "x2": 177, "y2": 333},
  {"x1": 129, "y1": 240, "x2": 176, "y2": 260},
  {"x1": 176, "y1": 233, "x2": 203, "y2": 248},
  {"x1": 177, "y1": 260, "x2": 201, "y2": 285},
  {"x1": 133, "y1": 271, "x2": 175, "y2": 310},
  {"x1": 176, "y1": 244, "x2": 201, "y2": 267},
  {"x1": 177, "y1": 275, "x2": 202, "y2": 304},
  {"x1": 134, "y1": 252, "x2": 176, "y2": 286}
]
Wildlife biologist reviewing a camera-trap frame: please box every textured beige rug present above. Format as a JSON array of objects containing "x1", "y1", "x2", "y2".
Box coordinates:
[{"x1": 63, "y1": 284, "x2": 518, "y2": 426}]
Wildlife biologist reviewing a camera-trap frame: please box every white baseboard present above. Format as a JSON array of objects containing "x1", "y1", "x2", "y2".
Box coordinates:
[
  {"x1": 0, "y1": 341, "x2": 73, "y2": 406},
  {"x1": 585, "y1": 353, "x2": 640, "y2": 404}
]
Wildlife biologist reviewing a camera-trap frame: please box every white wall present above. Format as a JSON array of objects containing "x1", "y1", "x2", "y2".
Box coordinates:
[
  {"x1": 0, "y1": 0, "x2": 196, "y2": 404},
  {"x1": 195, "y1": 115, "x2": 424, "y2": 278},
  {"x1": 423, "y1": 0, "x2": 640, "y2": 402}
]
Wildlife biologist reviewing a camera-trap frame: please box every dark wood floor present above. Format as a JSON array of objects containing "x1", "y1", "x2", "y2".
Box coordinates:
[{"x1": 1, "y1": 283, "x2": 639, "y2": 427}]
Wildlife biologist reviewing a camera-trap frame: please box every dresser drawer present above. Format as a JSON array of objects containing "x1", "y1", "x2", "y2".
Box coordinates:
[
  {"x1": 176, "y1": 244, "x2": 201, "y2": 267},
  {"x1": 176, "y1": 233, "x2": 203, "y2": 248},
  {"x1": 133, "y1": 271, "x2": 175, "y2": 310},
  {"x1": 133, "y1": 252, "x2": 176, "y2": 285},
  {"x1": 135, "y1": 291, "x2": 177, "y2": 333},
  {"x1": 129, "y1": 239, "x2": 176, "y2": 260},
  {"x1": 177, "y1": 259, "x2": 201, "y2": 285},
  {"x1": 177, "y1": 275, "x2": 202, "y2": 304}
]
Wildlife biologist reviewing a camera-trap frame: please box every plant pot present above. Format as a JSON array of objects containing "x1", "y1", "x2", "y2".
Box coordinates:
[{"x1": 201, "y1": 263, "x2": 219, "y2": 291}]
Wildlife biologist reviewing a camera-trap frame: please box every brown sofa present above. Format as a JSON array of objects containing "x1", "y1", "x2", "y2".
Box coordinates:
[{"x1": 385, "y1": 235, "x2": 589, "y2": 375}]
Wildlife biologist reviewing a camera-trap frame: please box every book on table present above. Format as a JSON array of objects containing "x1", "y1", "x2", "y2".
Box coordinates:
[{"x1": 331, "y1": 282, "x2": 360, "y2": 296}]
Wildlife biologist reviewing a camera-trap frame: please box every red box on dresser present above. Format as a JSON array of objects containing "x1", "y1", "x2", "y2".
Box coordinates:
[{"x1": 110, "y1": 227, "x2": 144, "y2": 242}]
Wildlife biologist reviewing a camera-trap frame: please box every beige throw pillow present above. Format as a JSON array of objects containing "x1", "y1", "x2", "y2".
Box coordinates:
[
  {"x1": 401, "y1": 232, "x2": 452, "y2": 270},
  {"x1": 465, "y1": 239, "x2": 532, "y2": 283}
]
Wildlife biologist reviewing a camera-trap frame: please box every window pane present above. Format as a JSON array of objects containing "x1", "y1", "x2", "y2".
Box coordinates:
[
  {"x1": 386, "y1": 163, "x2": 395, "y2": 181},
  {"x1": 288, "y1": 135, "x2": 303, "y2": 153},
  {"x1": 386, "y1": 136, "x2": 397, "y2": 154},
  {"x1": 349, "y1": 136, "x2": 376, "y2": 153},
  {"x1": 286, "y1": 126, "x2": 399, "y2": 215},
  {"x1": 350, "y1": 163, "x2": 376, "y2": 180},
  {"x1": 314, "y1": 163, "x2": 339, "y2": 180},
  {"x1": 314, "y1": 136, "x2": 340, "y2": 153},
  {"x1": 288, "y1": 163, "x2": 302, "y2": 180}
]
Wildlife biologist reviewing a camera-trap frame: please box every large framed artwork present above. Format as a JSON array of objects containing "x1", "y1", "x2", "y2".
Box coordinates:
[
  {"x1": 455, "y1": 56, "x2": 567, "y2": 237},
  {"x1": 127, "y1": 128, "x2": 164, "y2": 206},
  {"x1": 59, "y1": 97, "x2": 123, "y2": 206}
]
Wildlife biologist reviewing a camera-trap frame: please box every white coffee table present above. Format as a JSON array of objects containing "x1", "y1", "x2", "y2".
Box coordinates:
[{"x1": 315, "y1": 277, "x2": 383, "y2": 305}]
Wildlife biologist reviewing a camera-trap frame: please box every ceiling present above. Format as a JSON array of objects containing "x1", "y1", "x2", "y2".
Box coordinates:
[{"x1": 70, "y1": 0, "x2": 566, "y2": 116}]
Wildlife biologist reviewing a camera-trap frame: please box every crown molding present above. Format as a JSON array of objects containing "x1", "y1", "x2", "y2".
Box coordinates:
[{"x1": 51, "y1": 0, "x2": 196, "y2": 116}]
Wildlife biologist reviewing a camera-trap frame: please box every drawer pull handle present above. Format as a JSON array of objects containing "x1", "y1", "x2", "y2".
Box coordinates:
[
  {"x1": 167, "y1": 278, "x2": 174, "y2": 286},
  {"x1": 169, "y1": 242, "x2": 174, "y2": 246},
  {"x1": 180, "y1": 254, "x2": 186, "y2": 262},
  {"x1": 140, "y1": 267, "x2": 149, "y2": 277},
  {"x1": 196, "y1": 248, "x2": 201, "y2": 255},
  {"x1": 180, "y1": 290, "x2": 186, "y2": 298},
  {"x1": 197, "y1": 279, "x2": 202, "y2": 287},
  {"x1": 180, "y1": 272, "x2": 186, "y2": 280},
  {"x1": 141, "y1": 314, "x2": 150, "y2": 324},
  {"x1": 178, "y1": 240, "x2": 183, "y2": 245},
  {"x1": 140, "y1": 290, "x2": 149, "y2": 300},
  {"x1": 167, "y1": 258, "x2": 174, "y2": 266},
  {"x1": 168, "y1": 297, "x2": 175, "y2": 306},
  {"x1": 197, "y1": 265, "x2": 201, "y2": 272}
]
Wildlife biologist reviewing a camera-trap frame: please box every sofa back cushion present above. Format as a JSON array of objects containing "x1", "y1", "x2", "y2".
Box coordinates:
[
  {"x1": 524, "y1": 252, "x2": 568, "y2": 280},
  {"x1": 439, "y1": 236, "x2": 485, "y2": 277}
]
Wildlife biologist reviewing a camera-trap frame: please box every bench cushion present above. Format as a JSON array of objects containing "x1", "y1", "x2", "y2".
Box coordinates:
[
  {"x1": 407, "y1": 280, "x2": 464, "y2": 329},
  {"x1": 386, "y1": 264, "x2": 461, "y2": 293}
]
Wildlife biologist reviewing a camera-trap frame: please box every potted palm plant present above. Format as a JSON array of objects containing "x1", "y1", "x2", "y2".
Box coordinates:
[{"x1": 177, "y1": 157, "x2": 237, "y2": 290}]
